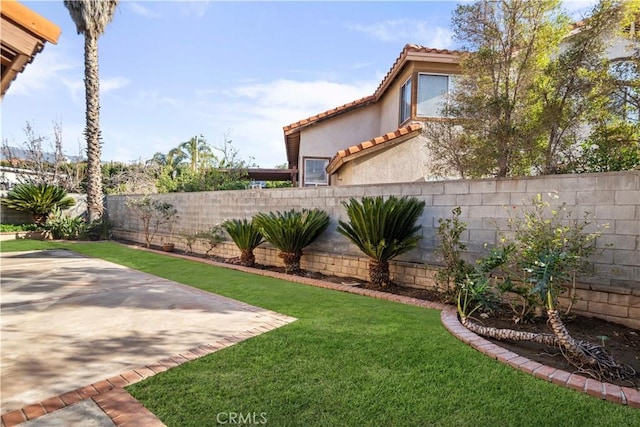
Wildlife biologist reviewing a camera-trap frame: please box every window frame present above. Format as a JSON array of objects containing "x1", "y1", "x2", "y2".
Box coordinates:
[
  {"x1": 399, "y1": 76, "x2": 412, "y2": 124},
  {"x1": 303, "y1": 157, "x2": 330, "y2": 186},
  {"x1": 416, "y1": 72, "x2": 455, "y2": 118}
]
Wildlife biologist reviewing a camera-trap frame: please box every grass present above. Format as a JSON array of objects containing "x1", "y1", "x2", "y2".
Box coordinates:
[
  {"x1": 0, "y1": 223, "x2": 37, "y2": 232},
  {"x1": 3, "y1": 240, "x2": 640, "y2": 426}
]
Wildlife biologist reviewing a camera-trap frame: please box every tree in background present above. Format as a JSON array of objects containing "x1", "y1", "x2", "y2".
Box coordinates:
[
  {"x1": 152, "y1": 134, "x2": 255, "y2": 192},
  {"x1": 168, "y1": 134, "x2": 213, "y2": 172},
  {"x1": 1, "y1": 121, "x2": 85, "y2": 192},
  {"x1": 64, "y1": 0, "x2": 119, "y2": 222},
  {"x1": 531, "y1": 0, "x2": 636, "y2": 174},
  {"x1": 450, "y1": 0, "x2": 567, "y2": 178}
]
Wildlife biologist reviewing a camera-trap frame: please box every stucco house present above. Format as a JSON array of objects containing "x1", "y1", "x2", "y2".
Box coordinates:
[
  {"x1": 283, "y1": 20, "x2": 638, "y2": 187},
  {"x1": 283, "y1": 44, "x2": 461, "y2": 187}
]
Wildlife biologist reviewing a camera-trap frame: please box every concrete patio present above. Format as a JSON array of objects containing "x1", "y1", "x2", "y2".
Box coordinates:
[{"x1": 0, "y1": 249, "x2": 296, "y2": 425}]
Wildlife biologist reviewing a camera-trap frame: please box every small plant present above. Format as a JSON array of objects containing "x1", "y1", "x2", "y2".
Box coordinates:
[
  {"x1": 126, "y1": 196, "x2": 178, "y2": 248},
  {"x1": 337, "y1": 196, "x2": 425, "y2": 288},
  {"x1": 1, "y1": 183, "x2": 75, "y2": 224},
  {"x1": 180, "y1": 231, "x2": 200, "y2": 254},
  {"x1": 86, "y1": 218, "x2": 113, "y2": 241},
  {"x1": 198, "y1": 225, "x2": 224, "y2": 257},
  {"x1": 42, "y1": 207, "x2": 87, "y2": 240},
  {"x1": 222, "y1": 218, "x2": 264, "y2": 267},
  {"x1": 254, "y1": 209, "x2": 330, "y2": 274},
  {"x1": 435, "y1": 207, "x2": 475, "y2": 299}
]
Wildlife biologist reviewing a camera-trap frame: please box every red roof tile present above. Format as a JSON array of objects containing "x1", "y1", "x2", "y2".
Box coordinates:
[
  {"x1": 283, "y1": 44, "x2": 461, "y2": 134},
  {"x1": 326, "y1": 123, "x2": 423, "y2": 174}
]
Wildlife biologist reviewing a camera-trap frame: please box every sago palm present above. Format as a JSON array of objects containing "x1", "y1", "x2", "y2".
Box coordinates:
[
  {"x1": 337, "y1": 196, "x2": 425, "y2": 288},
  {"x1": 222, "y1": 218, "x2": 264, "y2": 267},
  {"x1": 64, "y1": 0, "x2": 119, "y2": 222},
  {"x1": 254, "y1": 209, "x2": 330, "y2": 274},
  {"x1": 1, "y1": 183, "x2": 76, "y2": 224}
]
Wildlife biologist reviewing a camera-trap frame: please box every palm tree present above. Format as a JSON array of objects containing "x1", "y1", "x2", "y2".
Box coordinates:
[
  {"x1": 64, "y1": 0, "x2": 119, "y2": 222},
  {"x1": 222, "y1": 218, "x2": 264, "y2": 267},
  {"x1": 254, "y1": 209, "x2": 330, "y2": 274},
  {"x1": 169, "y1": 135, "x2": 213, "y2": 172},
  {"x1": 1, "y1": 183, "x2": 76, "y2": 224},
  {"x1": 337, "y1": 196, "x2": 425, "y2": 288}
]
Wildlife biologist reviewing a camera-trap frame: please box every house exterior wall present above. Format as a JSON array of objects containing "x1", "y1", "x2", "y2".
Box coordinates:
[
  {"x1": 378, "y1": 66, "x2": 412, "y2": 134},
  {"x1": 106, "y1": 171, "x2": 640, "y2": 329},
  {"x1": 332, "y1": 135, "x2": 433, "y2": 185},
  {"x1": 298, "y1": 104, "x2": 380, "y2": 184}
]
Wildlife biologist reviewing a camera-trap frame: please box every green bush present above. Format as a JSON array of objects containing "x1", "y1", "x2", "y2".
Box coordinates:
[
  {"x1": 0, "y1": 223, "x2": 38, "y2": 232},
  {"x1": 42, "y1": 208, "x2": 87, "y2": 240},
  {"x1": 222, "y1": 218, "x2": 264, "y2": 267},
  {"x1": 435, "y1": 207, "x2": 475, "y2": 299},
  {"x1": 126, "y1": 196, "x2": 178, "y2": 248},
  {"x1": 337, "y1": 196, "x2": 425, "y2": 288},
  {"x1": 254, "y1": 209, "x2": 330, "y2": 274},
  {"x1": 1, "y1": 183, "x2": 75, "y2": 224}
]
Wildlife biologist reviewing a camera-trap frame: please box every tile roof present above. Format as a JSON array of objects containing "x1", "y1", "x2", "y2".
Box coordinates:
[
  {"x1": 283, "y1": 44, "x2": 461, "y2": 134},
  {"x1": 283, "y1": 95, "x2": 375, "y2": 134},
  {"x1": 326, "y1": 123, "x2": 423, "y2": 174}
]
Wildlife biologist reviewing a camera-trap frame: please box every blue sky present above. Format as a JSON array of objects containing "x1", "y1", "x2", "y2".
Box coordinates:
[{"x1": 2, "y1": 0, "x2": 594, "y2": 168}]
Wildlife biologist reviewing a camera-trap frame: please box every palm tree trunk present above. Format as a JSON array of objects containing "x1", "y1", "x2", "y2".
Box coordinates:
[
  {"x1": 546, "y1": 309, "x2": 597, "y2": 366},
  {"x1": 84, "y1": 33, "x2": 103, "y2": 222},
  {"x1": 369, "y1": 259, "x2": 390, "y2": 288},
  {"x1": 460, "y1": 316, "x2": 559, "y2": 346},
  {"x1": 280, "y1": 251, "x2": 301, "y2": 274},
  {"x1": 240, "y1": 249, "x2": 255, "y2": 268}
]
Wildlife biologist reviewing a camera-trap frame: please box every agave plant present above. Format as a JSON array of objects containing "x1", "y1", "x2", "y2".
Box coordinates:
[
  {"x1": 1, "y1": 183, "x2": 76, "y2": 224},
  {"x1": 254, "y1": 209, "x2": 330, "y2": 274},
  {"x1": 222, "y1": 218, "x2": 264, "y2": 267},
  {"x1": 337, "y1": 196, "x2": 425, "y2": 288}
]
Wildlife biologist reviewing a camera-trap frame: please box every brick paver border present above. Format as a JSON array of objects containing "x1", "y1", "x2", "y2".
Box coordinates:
[
  {"x1": 1, "y1": 277, "x2": 295, "y2": 427},
  {"x1": 3, "y1": 244, "x2": 635, "y2": 426},
  {"x1": 146, "y1": 245, "x2": 639, "y2": 409}
]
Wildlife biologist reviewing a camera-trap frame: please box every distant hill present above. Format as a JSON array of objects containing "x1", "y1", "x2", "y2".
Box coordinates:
[{"x1": 0, "y1": 146, "x2": 82, "y2": 163}]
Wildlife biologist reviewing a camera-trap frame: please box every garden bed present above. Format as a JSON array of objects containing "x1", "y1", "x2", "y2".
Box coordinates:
[{"x1": 219, "y1": 252, "x2": 640, "y2": 389}]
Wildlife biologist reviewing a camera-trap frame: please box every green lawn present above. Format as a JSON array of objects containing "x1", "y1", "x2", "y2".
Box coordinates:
[{"x1": 2, "y1": 240, "x2": 639, "y2": 426}]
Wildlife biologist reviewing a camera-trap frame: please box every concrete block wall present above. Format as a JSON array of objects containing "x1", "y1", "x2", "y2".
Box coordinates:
[{"x1": 107, "y1": 171, "x2": 639, "y2": 329}]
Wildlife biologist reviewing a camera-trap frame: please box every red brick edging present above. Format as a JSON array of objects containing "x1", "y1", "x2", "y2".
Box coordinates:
[
  {"x1": 5, "y1": 243, "x2": 634, "y2": 427},
  {"x1": 1, "y1": 298, "x2": 295, "y2": 427},
  {"x1": 135, "y1": 244, "x2": 639, "y2": 409}
]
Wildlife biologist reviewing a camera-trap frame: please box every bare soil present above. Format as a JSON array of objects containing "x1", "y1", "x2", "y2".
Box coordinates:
[{"x1": 146, "y1": 244, "x2": 640, "y2": 390}]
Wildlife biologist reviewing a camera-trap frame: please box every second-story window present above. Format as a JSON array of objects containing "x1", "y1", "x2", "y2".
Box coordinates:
[
  {"x1": 417, "y1": 73, "x2": 454, "y2": 117},
  {"x1": 399, "y1": 77, "x2": 412, "y2": 123}
]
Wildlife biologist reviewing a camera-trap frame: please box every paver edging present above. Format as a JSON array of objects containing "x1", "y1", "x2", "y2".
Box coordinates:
[{"x1": 126, "y1": 243, "x2": 639, "y2": 409}]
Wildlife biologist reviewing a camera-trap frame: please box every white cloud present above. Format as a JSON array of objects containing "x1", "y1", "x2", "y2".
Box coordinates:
[
  {"x1": 347, "y1": 19, "x2": 454, "y2": 49},
  {"x1": 187, "y1": 78, "x2": 379, "y2": 167},
  {"x1": 9, "y1": 50, "x2": 77, "y2": 96},
  {"x1": 101, "y1": 77, "x2": 131, "y2": 94},
  {"x1": 126, "y1": 2, "x2": 161, "y2": 18},
  {"x1": 180, "y1": 1, "x2": 210, "y2": 18}
]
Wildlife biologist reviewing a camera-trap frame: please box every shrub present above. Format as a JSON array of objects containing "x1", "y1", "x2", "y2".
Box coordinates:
[
  {"x1": 1, "y1": 183, "x2": 75, "y2": 224},
  {"x1": 254, "y1": 209, "x2": 330, "y2": 274},
  {"x1": 197, "y1": 225, "x2": 225, "y2": 257},
  {"x1": 435, "y1": 207, "x2": 475, "y2": 299},
  {"x1": 42, "y1": 208, "x2": 87, "y2": 240},
  {"x1": 337, "y1": 196, "x2": 425, "y2": 288},
  {"x1": 126, "y1": 196, "x2": 178, "y2": 248},
  {"x1": 222, "y1": 218, "x2": 264, "y2": 267}
]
